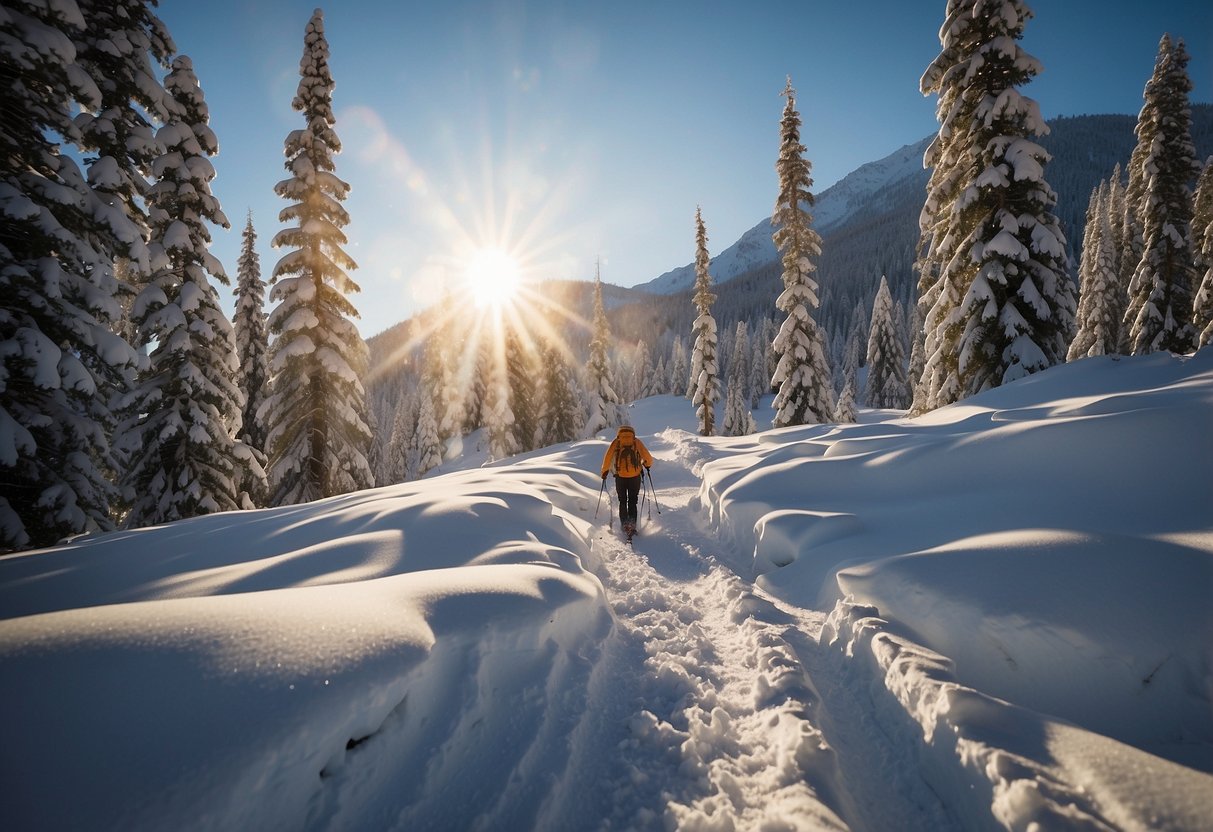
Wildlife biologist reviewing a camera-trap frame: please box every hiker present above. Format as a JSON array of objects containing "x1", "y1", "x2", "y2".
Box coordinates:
[{"x1": 600, "y1": 424, "x2": 654, "y2": 534}]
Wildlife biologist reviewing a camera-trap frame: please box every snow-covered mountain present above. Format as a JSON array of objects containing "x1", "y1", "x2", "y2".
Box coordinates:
[
  {"x1": 635, "y1": 137, "x2": 932, "y2": 296},
  {"x1": 3, "y1": 348, "x2": 1211, "y2": 830}
]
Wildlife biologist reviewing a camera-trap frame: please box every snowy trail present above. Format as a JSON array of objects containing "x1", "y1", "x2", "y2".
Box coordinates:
[{"x1": 544, "y1": 431, "x2": 955, "y2": 831}]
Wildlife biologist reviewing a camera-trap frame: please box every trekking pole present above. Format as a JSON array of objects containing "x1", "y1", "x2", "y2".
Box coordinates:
[
  {"x1": 594, "y1": 475, "x2": 607, "y2": 520},
  {"x1": 646, "y1": 468, "x2": 662, "y2": 514},
  {"x1": 641, "y1": 474, "x2": 651, "y2": 520}
]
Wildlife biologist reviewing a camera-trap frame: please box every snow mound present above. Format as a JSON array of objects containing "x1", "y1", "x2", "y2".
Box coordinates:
[{"x1": 0, "y1": 458, "x2": 612, "y2": 831}]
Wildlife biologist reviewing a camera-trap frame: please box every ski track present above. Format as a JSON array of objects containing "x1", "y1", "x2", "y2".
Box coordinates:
[{"x1": 548, "y1": 432, "x2": 956, "y2": 832}]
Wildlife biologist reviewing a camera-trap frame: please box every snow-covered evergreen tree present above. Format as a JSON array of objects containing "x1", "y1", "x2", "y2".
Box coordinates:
[
  {"x1": 583, "y1": 266, "x2": 622, "y2": 438},
  {"x1": 504, "y1": 326, "x2": 537, "y2": 452},
  {"x1": 690, "y1": 207, "x2": 720, "y2": 436},
  {"x1": 834, "y1": 378, "x2": 857, "y2": 424},
  {"x1": 722, "y1": 375, "x2": 756, "y2": 437},
  {"x1": 484, "y1": 340, "x2": 518, "y2": 461},
  {"x1": 384, "y1": 395, "x2": 414, "y2": 484},
  {"x1": 864, "y1": 276, "x2": 910, "y2": 408},
  {"x1": 232, "y1": 212, "x2": 271, "y2": 503},
  {"x1": 770, "y1": 78, "x2": 834, "y2": 426},
  {"x1": 652, "y1": 355, "x2": 669, "y2": 396},
  {"x1": 722, "y1": 322, "x2": 754, "y2": 436},
  {"x1": 263, "y1": 9, "x2": 374, "y2": 505},
  {"x1": 1123, "y1": 35, "x2": 1200, "y2": 355},
  {"x1": 1193, "y1": 159, "x2": 1213, "y2": 348},
  {"x1": 1068, "y1": 184, "x2": 1123, "y2": 359},
  {"x1": 539, "y1": 341, "x2": 583, "y2": 445},
  {"x1": 669, "y1": 336, "x2": 689, "y2": 397},
  {"x1": 630, "y1": 339, "x2": 653, "y2": 400},
  {"x1": 119, "y1": 56, "x2": 257, "y2": 527},
  {"x1": 749, "y1": 336, "x2": 767, "y2": 409},
  {"x1": 0, "y1": 0, "x2": 143, "y2": 550},
  {"x1": 72, "y1": 0, "x2": 174, "y2": 320},
  {"x1": 413, "y1": 390, "x2": 443, "y2": 478},
  {"x1": 914, "y1": 1, "x2": 1074, "y2": 412}
]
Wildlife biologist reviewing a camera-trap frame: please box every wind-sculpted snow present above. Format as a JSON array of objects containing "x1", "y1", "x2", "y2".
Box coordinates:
[
  {"x1": 696, "y1": 349, "x2": 1213, "y2": 824},
  {"x1": 0, "y1": 459, "x2": 612, "y2": 831}
]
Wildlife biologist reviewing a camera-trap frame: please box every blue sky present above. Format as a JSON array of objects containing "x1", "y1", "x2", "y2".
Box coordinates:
[{"x1": 157, "y1": 0, "x2": 1213, "y2": 338}]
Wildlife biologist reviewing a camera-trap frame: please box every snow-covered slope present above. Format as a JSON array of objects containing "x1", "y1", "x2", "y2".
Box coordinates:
[
  {"x1": 636, "y1": 136, "x2": 931, "y2": 295},
  {"x1": 1, "y1": 348, "x2": 1211, "y2": 830}
]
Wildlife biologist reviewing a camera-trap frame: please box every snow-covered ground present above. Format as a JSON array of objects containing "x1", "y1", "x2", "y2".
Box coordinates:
[{"x1": 2, "y1": 349, "x2": 1211, "y2": 831}]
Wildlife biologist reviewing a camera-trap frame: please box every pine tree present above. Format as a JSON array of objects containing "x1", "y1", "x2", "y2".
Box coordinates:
[
  {"x1": 232, "y1": 212, "x2": 271, "y2": 503},
  {"x1": 539, "y1": 341, "x2": 583, "y2": 445},
  {"x1": 669, "y1": 336, "x2": 689, "y2": 397},
  {"x1": 690, "y1": 207, "x2": 720, "y2": 436},
  {"x1": 484, "y1": 338, "x2": 518, "y2": 461},
  {"x1": 1123, "y1": 35, "x2": 1200, "y2": 355},
  {"x1": 1192, "y1": 158, "x2": 1213, "y2": 348},
  {"x1": 770, "y1": 78, "x2": 834, "y2": 426},
  {"x1": 0, "y1": 1, "x2": 142, "y2": 550},
  {"x1": 864, "y1": 276, "x2": 910, "y2": 408},
  {"x1": 413, "y1": 389, "x2": 443, "y2": 478},
  {"x1": 749, "y1": 336, "x2": 767, "y2": 409},
  {"x1": 584, "y1": 265, "x2": 621, "y2": 437},
  {"x1": 722, "y1": 322, "x2": 754, "y2": 436},
  {"x1": 384, "y1": 395, "x2": 414, "y2": 483},
  {"x1": 263, "y1": 10, "x2": 374, "y2": 504},
  {"x1": 504, "y1": 325, "x2": 537, "y2": 452},
  {"x1": 119, "y1": 56, "x2": 255, "y2": 527},
  {"x1": 72, "y1": 0, "x2": 174, "y2": 318},
  {"x1": 834, "y1": 378, "x2": 857, "y2": 424},
  {"x1": 914, "y1": 1, "x2": 1074, "y2": 411},
  {"x1": 1068, "y1": 184, "x2": 1122, "y2": 359}
]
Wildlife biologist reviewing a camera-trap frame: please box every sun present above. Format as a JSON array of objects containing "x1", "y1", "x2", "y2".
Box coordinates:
[{"x1": 464, "y1": 247, "x2": 522, "y2": 309}]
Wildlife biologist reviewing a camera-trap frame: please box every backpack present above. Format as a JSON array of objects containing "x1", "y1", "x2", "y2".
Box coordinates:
[{"x1": 613, "y1": 426, "x2": 643, "y2": 477}]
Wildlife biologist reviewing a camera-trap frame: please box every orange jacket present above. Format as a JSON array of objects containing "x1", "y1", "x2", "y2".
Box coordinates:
[{"x1": 601, "y1": 425, "x2": 653, "y2": 478}]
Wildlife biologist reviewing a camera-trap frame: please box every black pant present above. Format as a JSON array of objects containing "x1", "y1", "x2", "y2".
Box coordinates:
[{"x1": 615, "y1": 474, "x2": 641, "y2": 526}]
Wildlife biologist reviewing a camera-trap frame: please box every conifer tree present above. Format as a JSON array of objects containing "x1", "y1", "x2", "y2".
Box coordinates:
[
  {"x1": 722, "y1": 322, "x2": 755, "y2": 436},
  {"x1": 504, "y1": 325, "x2": 537, "y2": 452},
  {"x1": 652, "y1": 355, "x2": 669, "y2": 396},
  {"x1": 0, "y1": 1, "x2": 142, "y2": 549},
  {"x1": 384, "y1": 396, "x2": 414, "y2": 484},
  {"x1": 72, "y1": 0, "x2": 174, "y2": 319},
  {"x1": 484, "y1": 342, "x2": 518, "y2": 461},
  {"x1": 263, "y1": 9, "x2": 374, "y2": 504},
  {"x1": 119, "y1": 56, "x2": 255, "y2": 527},
  {"x1": 864, "y1": 276, "x2": 910, "y2": 408},
  {"x1": 413, "y1": 390, "x2": 443, "y2": 478},
  {"x1": 1192, "y1": 159, "x2": 1213, "y2": 348},
  {"x1": 669, "y1": 337, "x2": 689, "y2": 397},
  {"x1": 1123, "y1": 35, "x2": 1200, "y2": 355},
  {"x1": 770, "y1": 78, "x2": 834, "y2": 426},
  {"x1": 538, "y1": 340, "x2": 583, "y2": 445},
  {"x1": 232, "y1": 212, "x2": 271, "y2": 504},
  {"x1": 749, "y1": 337, "x2": 767, "y2": 409},
  {"x1": 690, "y1": 207, "x2": 720, "y2": 436},
  {"x1": 914, "y1": 1, "x2": 1074, "y2": 411},
  {"x1": 1068, "y1": 184, "x2": 1122, "y2": 359},
  {"x1": 834, "y1": 378, "x2": 857, "y2": 424},
  {"x1": 584, "y1": 266, "x2": 622, "y2": 437}
]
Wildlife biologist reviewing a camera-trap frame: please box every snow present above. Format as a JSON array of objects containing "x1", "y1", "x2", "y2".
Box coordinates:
[{"x1": 1, "y1": 349, "x2": 1212, "y2": 830}]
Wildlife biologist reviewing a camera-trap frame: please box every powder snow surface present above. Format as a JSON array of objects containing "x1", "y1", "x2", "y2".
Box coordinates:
[{"x1": 1, "y1": 349, "x2": 1211, "y2": 831}]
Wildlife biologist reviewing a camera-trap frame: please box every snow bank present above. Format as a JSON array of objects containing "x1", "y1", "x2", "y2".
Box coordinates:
[
  {"x1": 697, "y1": 349, "x2": 1213, "y2": 822},
  {"x1": 0, "y1": 457, "x2": 612, "y2": 831}
]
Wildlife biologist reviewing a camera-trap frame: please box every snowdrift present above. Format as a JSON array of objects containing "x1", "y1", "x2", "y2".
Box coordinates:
[
  {"x1": 697, "y1": 349, "x2": 1213, "y2": 827},
  {"x1": 0, "y1": 459, "x2": 612, "y2": 831}
]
